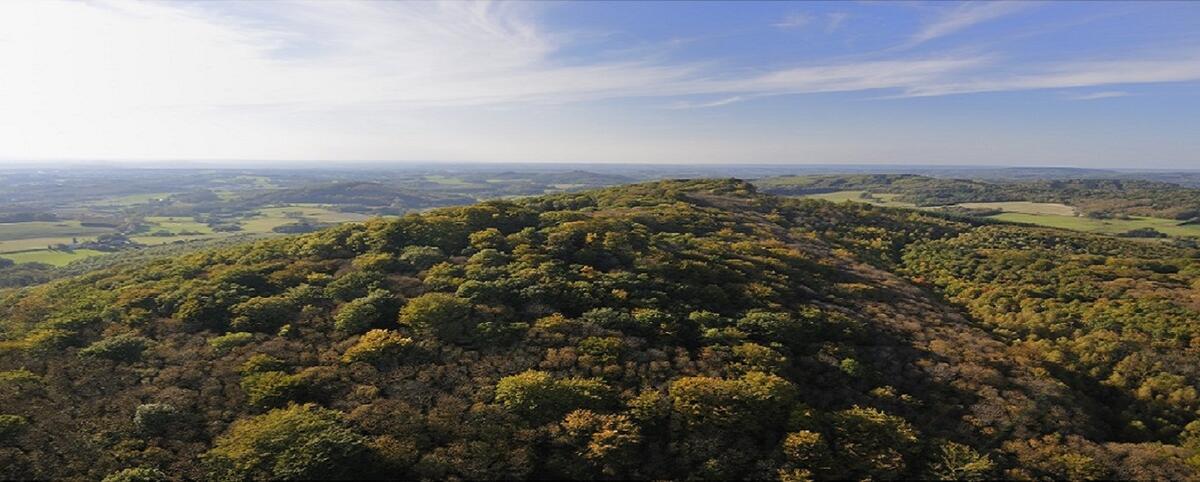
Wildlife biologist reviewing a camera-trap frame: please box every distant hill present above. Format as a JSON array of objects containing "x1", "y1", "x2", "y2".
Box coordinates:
[
  {"x1": 2, "y1": 180, "x2": 1199, "y2": 480},
  {"x1": 244, "y1": 181, "x2": 476, "y2": 208},
  {"x1": 756, "y1": 174, "x2": 1200, "y2": 220}
]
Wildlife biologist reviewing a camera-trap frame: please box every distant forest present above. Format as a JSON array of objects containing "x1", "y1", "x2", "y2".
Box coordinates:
[{"x1": 757, "y1": 174, "x2": 1200, "y2": 220}]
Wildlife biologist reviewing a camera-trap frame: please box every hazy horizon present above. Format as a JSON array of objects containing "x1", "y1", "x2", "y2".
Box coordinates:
[{"x1": 3, "y1": 0, "x2": 1200, "y2": 167}]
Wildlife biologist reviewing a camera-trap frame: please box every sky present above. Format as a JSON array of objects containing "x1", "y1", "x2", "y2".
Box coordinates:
[{"x1": 1, "y1": 0, "x2": 1199, "y2": 168}]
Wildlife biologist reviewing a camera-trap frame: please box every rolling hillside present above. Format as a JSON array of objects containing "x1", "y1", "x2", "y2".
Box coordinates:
[{"x1": 2, "y1": 180, "x2": 1199, "y2": 480}]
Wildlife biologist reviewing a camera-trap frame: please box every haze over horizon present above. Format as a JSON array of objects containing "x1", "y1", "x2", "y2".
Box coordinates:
[{"x1": 3, "y1": 0, "x2": 1200, "y2": 168}]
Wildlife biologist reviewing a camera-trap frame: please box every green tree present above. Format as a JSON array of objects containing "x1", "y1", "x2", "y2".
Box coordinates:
[
  {"x1": 79, "y1": 334, "x2": 150, "y2": 362},
  {"x1": 779, "y1": 430, "x2": 832, "y2": 479},
  {"x1": 241, "y1": 371, "x2": 308, "y2": 410},
  {"x1": 205, "y1": 404, "x2": 368, "y2": 480},
  {"x1": 240, "y1": 354, "x2": 286, "y2": 375},
  {"x1": 552, "y1": 409, "x2": 642, "y2": 478},
  {"x1": 209, "y1": 332, "x2": 254, "y2": 355},
  {"x1": 334, "y1": 290, "x2": 396, "y2": 335},
  {"x1": 494, "y1": 370, "x2": 614, "y2": 423},
  {"x1": 469, "y1": 228, "x2": 507, "y2": 251},
  {"x1": 831, "y1": 406, "x2": 920, "y2": 479},
  {"x1": 399, "y1": 246, "x2": 445, "y2": 271},
  {"x1": 229, "y1": 296, "x2": 297, "y2": 332},
  {"x1": 133, "y1": 403, "x2": 178, "y2": 435},
  {"x1": 342, "y1": 329, "x2": 413, "y2": 364},
  {"x1": 101, "y1": 467, "x2": 169, "y2": 482},
  {"x1": 669, "y1": 371, "x2": 798, "y2": 431},
  {"x1": 0, "y1": 414, "x2": 28, "y2": 441},
  {"x1": 924, "y1": 440, "x2": 995, "y2": 481},
  {"x1": 398, "y1": 292, "x2": 474, "y2": 342}
]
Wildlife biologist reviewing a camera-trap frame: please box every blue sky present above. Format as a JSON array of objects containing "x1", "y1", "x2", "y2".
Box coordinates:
[{"x1": 1, "y1": 1, "x2": 1199, "y2": 167}]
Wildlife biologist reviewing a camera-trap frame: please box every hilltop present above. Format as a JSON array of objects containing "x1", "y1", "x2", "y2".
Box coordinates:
[{"x1": 2, "y1": 179, "x2": 1199, "y2": 480}]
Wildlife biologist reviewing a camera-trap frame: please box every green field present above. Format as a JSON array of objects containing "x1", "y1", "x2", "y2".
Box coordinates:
[
  {"x1": 958, "y1": 201, "x2": 1076, "y2": 216},
  {"x1": 230, "y1": 175, "x2": 278, "y2": 189},
  {"x1": 83, "y1": 192, "x2": 171, "y2": 206},
  {"x1": 0, "y1": 205, "x2": 376, "y2": 266},
  {"x1": 800, "y1": 191, "x2": 1199, "y2": 238},
  {"x1": 0, "y1": 249, "x2": 105, "y2": 266},
  {"x1": 238, "y1": 206, "x2": 370, "y2": 233},
  {"x1": 0, "y1": 221, "x2": 113, "y2": 241},
  {"x1": 0, "y1": 236, "x2": 96, "y2": 254},
  {"x1": 987, "y1": 213, "x2": 1200, "y2": 237},
  {"x1": 130, "y1": 234, "x2": 215, "y2": 246},
  {"x1": 257, "y1": 206, "x2": 369, "y2": 223},
  {"x1": 144, "y1": 216, "x2": 215, "y2": 235},
  {"x1": 424, "y1": 175, "x2": 487, "y2": 188},
  {"x1": 800, "y1": 190, "x2": 916, "y2": 208}
]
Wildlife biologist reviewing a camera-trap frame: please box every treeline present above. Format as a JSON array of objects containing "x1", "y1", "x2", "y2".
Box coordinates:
[
  {"x1": 0, "y1": 180, "x2": 1197, "y2": 480},
  {"x1": 757, "y1": 174, "x2": 1200, "y2": 220}
]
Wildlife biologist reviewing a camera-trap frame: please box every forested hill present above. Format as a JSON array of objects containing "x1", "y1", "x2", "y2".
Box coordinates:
[
  {"x1": 756, "y1": 174, "x2": 1200, "y2": 220},
  {"x1": 3, "y1": 179, "x2": 1200, "y2": 480}
]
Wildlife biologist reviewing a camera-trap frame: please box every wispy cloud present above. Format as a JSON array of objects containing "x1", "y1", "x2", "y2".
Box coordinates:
[
  {"x1": 1, "y1": 0, "x2": 1198, "y2": 163},
  {"x1": 907, "y1": 1, "x2": 1029, "y2": 47},
  {"x1": 826, "y1": 12, "x2": 850, "y2": 33},
  {"x1": 1, "y1": 1, "x2": 1195, "y2": 112},
  {"x1": 773, "y1": 13, "x2": 811, "y2": 30},
  {"x1": 667, "y1": 96, "x2": 747, "y2": 109},
  {"x1": 0, "y1": 0, "x2": 977, "y2": 113},
  {"x1": 902, "y1": 57, "x2": 1200, "y2": 97},
  {"x1": 1067, "y1": 91, "x2": 1132, "y2": 100}
]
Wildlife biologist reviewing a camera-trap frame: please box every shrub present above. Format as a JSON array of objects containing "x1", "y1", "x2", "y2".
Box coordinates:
[
  {"x1": 342, "y1": 330, "x2": 413, "y2": 364},
  {"x1": 205, "y1": 404, "x2": 368, "y2": 480},
  {"x1": 1119, "y1": 228, "x2": 1168, "y2": 239},
  {"x1": 209, "y1": 332, "x2": 254, "y2": 355},
  {"x1": 79, "y1": 334, "x2": 150, "y2": 362}
]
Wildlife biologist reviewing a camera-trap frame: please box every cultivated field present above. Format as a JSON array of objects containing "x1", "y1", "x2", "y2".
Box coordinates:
[
  {"x1": 801, "y1": 190, "x2": 917, "y2": 208},
  {"x1": 0, "y1": 249, "x2": 105, "y2": 266},
  {"x1": 0, "y1": 221, "x2": 112, "y2": 241},
  {"x1": 957, "y1": 201, "x2": 1076, "y2": 216},
  {"x1": 1, "y1": 203, "x2": 371, "y2": 266},
  {"x1": 989, "y1": 213, "x2": 1200, "y2": 238},
  {"x1": 800, "y1": 191, "x2": 1200, "y2": 238}
]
